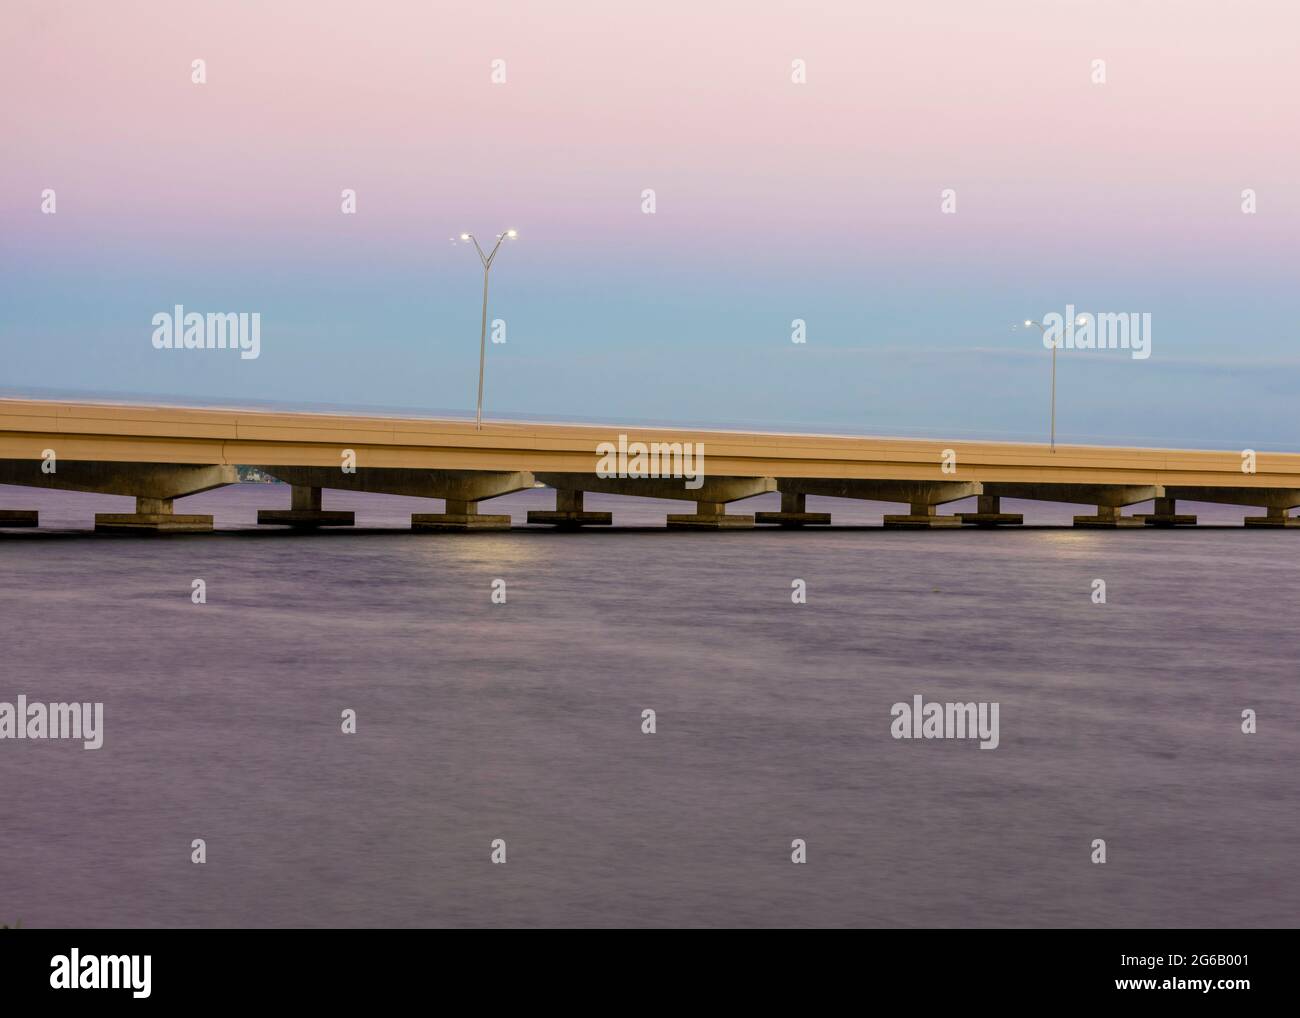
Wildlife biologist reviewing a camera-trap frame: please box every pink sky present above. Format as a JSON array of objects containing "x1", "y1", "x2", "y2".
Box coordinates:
[{"x1": 6, "y1": 0, "x2": 1297, "y2": 262}]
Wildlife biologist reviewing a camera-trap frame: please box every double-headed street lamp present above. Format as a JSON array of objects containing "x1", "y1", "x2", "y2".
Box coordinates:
[
  {"x1": 460, "y1": 229, "x2": 517, "y2": 430},
  {"x1": 1022, "y1": 313, "x2": 1090, "y2": 453}
]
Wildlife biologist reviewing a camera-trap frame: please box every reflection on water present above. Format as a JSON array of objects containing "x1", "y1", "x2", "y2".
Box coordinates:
[{"x1": 1, "y1": 484, "x2": 1297, "y2": 928}]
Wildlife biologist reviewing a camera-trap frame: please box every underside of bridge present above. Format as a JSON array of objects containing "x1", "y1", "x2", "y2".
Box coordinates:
[{"x1": 5, "y1": 464, "x2": 1300, "y2": 532}]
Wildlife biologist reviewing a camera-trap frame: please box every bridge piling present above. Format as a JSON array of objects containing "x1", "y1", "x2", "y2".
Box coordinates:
[
  {"x1": 1244, "y1": 506, "x2": 1300, "y2": 527},
  {"x1": 95, "y1": 495, "x2": 215, "y2": 533},
  {"x1": 412, "y1": 498, "x2": 512, "y2": 531},
  {"x1": 1074, "y1": 504, "x2": 1144, "y2": 527},
  {"x1": 257, "y1": 484, "x2": 355, "y2": 528},
  {"x1": 1136, "y1": 496, "x2": 1197, "y2": 527},
  {"x1": 883, "y1": 501, "x2": 964, "y2": 528},
  {"x1": 667, "y1": 500, "x2": 756, "y2": 529},
  {"x1": 958, "y1": 494, "x2": 1024, "y2": 527},
  {"x1": 755, "y1": 490, "x2": 832, "y2": 527},
  {"x1": 526, "y1": 488, "x2": 612, "y2": 528}
]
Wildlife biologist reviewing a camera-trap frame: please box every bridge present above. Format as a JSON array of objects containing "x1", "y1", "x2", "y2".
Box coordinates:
[{"x1": 2, "y1": 398, "x2": 1299, "y2": 531}]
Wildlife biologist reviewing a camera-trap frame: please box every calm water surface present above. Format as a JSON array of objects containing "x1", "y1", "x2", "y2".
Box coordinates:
[{"x1": 1, "y1": 484, "x2": 1297, "y2": 927}]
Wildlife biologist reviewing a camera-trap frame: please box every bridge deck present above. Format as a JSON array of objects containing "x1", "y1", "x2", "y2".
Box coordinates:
[{"x1": 0, "y1": 399, "x2": 1292, "y2": 488}]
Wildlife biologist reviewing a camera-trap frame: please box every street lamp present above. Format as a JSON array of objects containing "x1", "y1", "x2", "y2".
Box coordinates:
[
  {"x1": 460, "y1": 229, "x2": 518, "y2": 430},
  {"x1": 1022, "y1": 316, "x2": 1079, "y2": 454}
]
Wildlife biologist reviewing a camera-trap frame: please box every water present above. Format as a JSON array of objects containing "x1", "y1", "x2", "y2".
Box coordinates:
[{"x1": 2, "y1": 484, "x2": 1297, "y2": 928}]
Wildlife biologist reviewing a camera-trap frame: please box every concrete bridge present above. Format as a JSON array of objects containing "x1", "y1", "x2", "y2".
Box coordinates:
[{"x1": 2, "y1": 398, "x2": 1299, "y2": 532}]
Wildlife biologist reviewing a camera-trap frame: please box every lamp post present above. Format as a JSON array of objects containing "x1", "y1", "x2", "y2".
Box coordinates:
[
  {"x1": 460, "y1": 229, "x2": 517, "y2": 430},
  {"x1": 1023, "y1": 318, "x2": 1057, "y2": 453}
]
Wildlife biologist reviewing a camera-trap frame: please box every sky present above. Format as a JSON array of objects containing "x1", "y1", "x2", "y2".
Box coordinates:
[{"x1": 2, "y1": 0, "x2": 1298, "y2": 448}]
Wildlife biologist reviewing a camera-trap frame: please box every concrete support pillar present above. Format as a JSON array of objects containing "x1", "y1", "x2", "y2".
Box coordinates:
[
  {"x1": 884, "y1": 503, "x2": 962, "y2": 528},
  {"x1": 755, "y1": 489, "x2": 832, "y2": 527},
  {"x1": 556, "y1": 489, "x2": 583, "y2": 512},
  {"x1": 1074, "y1": 504, "x2": 1143, "y2": 527},
  {"x1": 413, "y1": 496, "x2": 511, "y2": 531},
  {"x1": 292, "y1": 485, "x2": 322, "y2": 512},
  {"x1": 527, "y1": 487, "x2": 613, "y2": 528},
  {"x1": 958, "y1": 493, "x2": 1024, "y2": 527},
  {"x1": 258, "y1": 484, "x2": 355, "y2": 528},
  {"x1": 1137, "y1": 496, "x2": 1197, "y2": 527},
  {"x1": 96, "y1": 495, "x2": 214, "y2": 532},
  {"x1": 1244, "y1": 506, "x2": 1300, "y2": 527},
  {"x1": 667, "y1": 498, "x2": 755, "y2": 529},
  {"x1": 0, "y1": 510, "x2": 39, "y2": 528}
]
